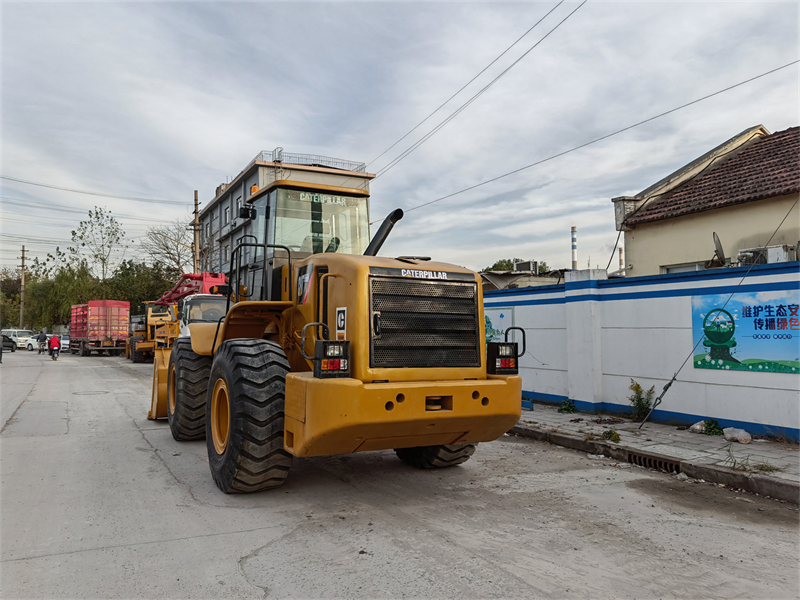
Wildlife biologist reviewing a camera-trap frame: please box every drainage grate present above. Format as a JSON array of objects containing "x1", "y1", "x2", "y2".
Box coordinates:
[{"x1": 627, "y1": 451, "x2": 680, "y2": 473}]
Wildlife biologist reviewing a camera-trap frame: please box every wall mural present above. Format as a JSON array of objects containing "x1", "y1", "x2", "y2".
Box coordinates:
[{"x1": 692, "y1": 291, "x2": 800, "y2": 373}]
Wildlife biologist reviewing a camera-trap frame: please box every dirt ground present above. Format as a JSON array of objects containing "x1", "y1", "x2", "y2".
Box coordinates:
[{"x1": 1, "y1": 353, "x2": 798, "y2": 599}]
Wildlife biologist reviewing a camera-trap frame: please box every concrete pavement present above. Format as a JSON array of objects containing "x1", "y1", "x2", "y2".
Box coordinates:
[
  {"x1": 513, "y1": 403, "x2": 800, "y2": 504},
  {"x1": 1, "y1": 351, "x2": 798, "y2": 598}
]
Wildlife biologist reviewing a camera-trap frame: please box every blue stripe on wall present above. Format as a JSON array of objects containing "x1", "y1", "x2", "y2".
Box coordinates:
[
  {"x1": 521, "y1": 391, "x2": 800, "y2": 441},
  {"x1": 484, "y1": 262, "x2": 799, "y2": 300},
  {"x1": 486, "y1": 279, "x2": 798, "y2": 307}
]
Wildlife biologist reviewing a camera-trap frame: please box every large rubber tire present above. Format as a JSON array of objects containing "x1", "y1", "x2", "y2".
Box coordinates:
[
  {"x1": 131, "y1": 337, "x2": 146, "y2": 363},
  {"x1": 80, "y1": 342, "x2": 89, "y2": 357},
  {"x1": 395, "y1": 444, "x2": 477, "y2": 469},
  {"x1": 206, "y1": 339, "x2": 293, "y2": 493},
  {"x1": 168, "y1": 338, "x2": 212, "y2": 441}
]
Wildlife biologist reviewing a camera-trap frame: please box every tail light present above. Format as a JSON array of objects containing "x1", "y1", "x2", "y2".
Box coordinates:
[
  {"x1": 313, "y1": 340, "x2": 351, "y2": 378},
  {"x1": 487, "y1": 342, "x2": 519, "y2": 374}
]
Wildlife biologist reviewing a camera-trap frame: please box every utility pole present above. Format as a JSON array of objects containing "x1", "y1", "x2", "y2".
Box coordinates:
[
  {"x1": 19, "y1": 246, "x2": 26, "y2": 328},
  {"x1": 193, "y1": 190, "x2": 200, "y2": 273}
]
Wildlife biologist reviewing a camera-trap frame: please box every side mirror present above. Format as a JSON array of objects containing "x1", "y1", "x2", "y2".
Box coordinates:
[{"x1": 239, "y1": 206, "x2": 256, "y2": 220}]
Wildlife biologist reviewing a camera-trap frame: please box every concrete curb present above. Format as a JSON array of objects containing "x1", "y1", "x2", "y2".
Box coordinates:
[{"x1": 509, "y1": 422, "x2": 800, "y2": 505}]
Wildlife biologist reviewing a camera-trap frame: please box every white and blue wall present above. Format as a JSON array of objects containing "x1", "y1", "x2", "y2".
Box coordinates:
[{"x1": 484, "y1": 262, "x2": 800, "y2": 440}]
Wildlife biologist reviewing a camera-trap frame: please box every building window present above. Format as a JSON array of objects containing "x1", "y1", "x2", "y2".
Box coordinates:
[
  {"x1": 662, "y1": 262, "x2": 706, "y2": 274},
  {"x1": 224, "y1": 206, "x2": 230, "y2": 225},
  {"x1": 236, "y1": 196, "x2": 242, "y2": 215},
  {"x1": 223, "y1": 245, "x2": 230, "y2": 264}
]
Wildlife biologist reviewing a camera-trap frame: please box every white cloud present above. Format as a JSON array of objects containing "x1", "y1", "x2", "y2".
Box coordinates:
[{"x1": 1, "y1": 1, "x2": 797, "y2": 272}]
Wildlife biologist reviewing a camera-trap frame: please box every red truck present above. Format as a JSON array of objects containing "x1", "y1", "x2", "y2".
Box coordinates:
[{"x1": 70, "y1": 300, "x2": 130, "y2": 356}]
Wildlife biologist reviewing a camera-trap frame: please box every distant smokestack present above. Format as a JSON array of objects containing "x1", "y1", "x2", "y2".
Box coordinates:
[{"x1": 571, "y1": 226, "x2": 577, "y2": 270}]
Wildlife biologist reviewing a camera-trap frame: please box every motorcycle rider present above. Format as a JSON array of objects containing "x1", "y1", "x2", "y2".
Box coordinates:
[
  {"x1": 36, "y1": 331, "x2": 48, "y2": 354},
  {"x1": 48, "y1": 334, "x2": 61, "y2": 358}
]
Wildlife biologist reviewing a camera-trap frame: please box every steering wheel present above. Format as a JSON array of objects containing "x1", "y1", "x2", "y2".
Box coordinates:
[{"x1": 203, "y1": 309, "x2": 224, "y2": 322}]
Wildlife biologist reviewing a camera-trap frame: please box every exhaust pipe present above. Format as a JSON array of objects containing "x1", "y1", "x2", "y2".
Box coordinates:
[{"x1": 364, "y1": 209, "x2": 403, "y2": 256}]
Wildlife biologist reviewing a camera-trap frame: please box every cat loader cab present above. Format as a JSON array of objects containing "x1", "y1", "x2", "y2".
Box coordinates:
[{"x1": 150, "y1": 179, "x2": 522, "y2": 493}]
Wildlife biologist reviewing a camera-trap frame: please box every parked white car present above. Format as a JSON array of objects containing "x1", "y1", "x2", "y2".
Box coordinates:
[
  {"x1": 1, "y1": 329, "x2": 34, "y2": 351},
  {"x1": 25, "y1": 333, "x2": 50, "y2": 351}
]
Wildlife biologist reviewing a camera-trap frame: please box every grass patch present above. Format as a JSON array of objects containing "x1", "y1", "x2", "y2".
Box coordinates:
[{"x1": 751, "y1": 463, "x2": 784, "y2": 473}]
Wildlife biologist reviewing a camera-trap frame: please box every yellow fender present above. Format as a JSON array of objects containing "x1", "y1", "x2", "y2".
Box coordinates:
[{"x1": 147, "y1": 347, "x2": 172, "y2": 420}]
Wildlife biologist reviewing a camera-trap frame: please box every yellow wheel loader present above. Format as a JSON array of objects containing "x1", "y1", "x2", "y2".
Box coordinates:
[{"x1": 150, "y1": 182, "x2": 522, "y2": 493}]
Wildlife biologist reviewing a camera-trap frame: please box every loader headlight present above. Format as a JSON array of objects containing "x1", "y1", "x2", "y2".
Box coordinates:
[
  {"x1": 325, "y1": 344, "x2": 344, "y2": 358},
  {"x1": 314, "y1": 341, "x2": 350, "y2": 379},
  {"x1": 487, "y1": 342, "x2": 518, "y2": 375},
  {"x1": 498, "y1": 345, "x2": 514, "y2": 357}
]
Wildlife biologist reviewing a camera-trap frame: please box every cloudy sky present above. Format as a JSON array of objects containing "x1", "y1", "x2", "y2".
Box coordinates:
[{"x1": 1, "y1": 1, "x2": 797, "y2": 274}]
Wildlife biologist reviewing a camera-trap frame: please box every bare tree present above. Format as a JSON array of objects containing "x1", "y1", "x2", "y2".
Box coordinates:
[
  {"x1": 140, "y1": 220, "x2": 194, "y2": 276},
  {"x1": 70, "y1": 206, "x2": 127, "y2": 281}
]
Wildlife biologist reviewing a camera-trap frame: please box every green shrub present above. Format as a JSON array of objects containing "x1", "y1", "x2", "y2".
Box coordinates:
[
  {"x1": 558, "y1": 399, "x2": 577, "y2": 414},
  {"x1": 704, "y1": 419, "x2": 724, "y2": 436},
  {"x1": 628, "y1": 379, "x2": 655, "y2": 421},
  {"x1": 602, "y1": 429, "x2": 621, "y2": 443}
]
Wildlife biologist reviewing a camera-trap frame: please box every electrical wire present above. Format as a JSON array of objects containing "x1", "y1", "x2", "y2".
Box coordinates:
[
  {"x1": 367, "y1": 1, "x2": 565, "y2": 171},
  {"x1": 1, "y1": 197, "x2": 177, "y2": 222},
  {"x1": 638, "y1": 197, "x2": 799, "y2": 428},
  {"x1": 0, "y1": 176, "x2": 189, "y2": 205},
  {"x1": 404, "y1": 60, "x2": 799, "y2": 214},
  {"x1": 373, "y1": 1, "x2": 587, "y2": 181}
]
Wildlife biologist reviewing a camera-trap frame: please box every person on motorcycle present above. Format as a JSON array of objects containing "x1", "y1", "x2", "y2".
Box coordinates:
[
  {"x1": 36, "y1": 331, "x2": 48, "y2": 354},
  {"x1": 48, "y1": 334, "x2": 61, "y2": 357}
]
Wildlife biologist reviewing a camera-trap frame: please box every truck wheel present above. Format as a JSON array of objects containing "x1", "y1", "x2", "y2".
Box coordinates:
[
  {"x1": 395, "y1": 444, "x2": 477, "y2": 469},
  {"x1": 80, "y1": 343, "x2": 89, "y2": 357},
  {"x1": 131, "y1": 337, "x2": 145, "y2": 363},
  {"x1": 206, "y1": 339, "x2": 293, "y2": 493},
  {"x1": 168, "y1": 339, "x2": 212, "y2": 441}
]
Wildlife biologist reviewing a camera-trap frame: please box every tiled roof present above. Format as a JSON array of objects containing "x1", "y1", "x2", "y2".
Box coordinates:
[{"x1": 626, "y1": 127, "x2": 800, "y2": 225}]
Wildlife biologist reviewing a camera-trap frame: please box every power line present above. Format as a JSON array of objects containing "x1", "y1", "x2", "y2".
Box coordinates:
[
  {"x1": 0, "y1": 176, "x2": 189, "y2": 205},
  {"x1": 366, "y1": 1, "x2": 565, "y2": 171},
  {"x1": 373, "y1": 0, "x2": 587, "y2": 181},
  {"x1": 1, "y1": 197, "x2": 177, "y2": 222},
  {"x1": 404, "y1": 60, "x2": 800, "y2": 214}
]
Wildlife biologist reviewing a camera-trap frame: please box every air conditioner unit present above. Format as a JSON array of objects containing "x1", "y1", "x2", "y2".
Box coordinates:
[
  {"x1": 737, "y1": 245, "x2": 794, "y2": 266},
  {"x1": 514, "y1": 260, "x2": 537, "y2": 272}
]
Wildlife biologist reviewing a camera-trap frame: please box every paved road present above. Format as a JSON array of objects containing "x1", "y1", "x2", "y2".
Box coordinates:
[{"x1": 1, "y1": 351, "x2": 798, "y2": 599}]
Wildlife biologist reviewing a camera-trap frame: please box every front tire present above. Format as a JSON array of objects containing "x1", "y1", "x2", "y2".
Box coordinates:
[
  {"x1": 131, "y1": 337, "x2": 145, "y2": 363},
  {"x1": 168, "y1": 338, "x2": 212, "y2": 441},
  {"x1": 395, "y1": 444, "x2": 477, "y2": 469},
  {"x1": 206, "y1": 339, "x2": 293, "y2": 493}
]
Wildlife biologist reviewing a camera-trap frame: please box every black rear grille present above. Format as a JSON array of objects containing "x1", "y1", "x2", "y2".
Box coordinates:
[{"x1": 370, "y1": 277, "x2": 480, "y2": 368}]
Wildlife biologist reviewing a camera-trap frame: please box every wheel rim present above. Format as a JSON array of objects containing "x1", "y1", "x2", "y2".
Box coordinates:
[
  {"x1": 168, "y1": 364, "x2": 176, "y2": 414},
  {"x1": 211, "y1": 378, "x2": 230, "y2": 455}
]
